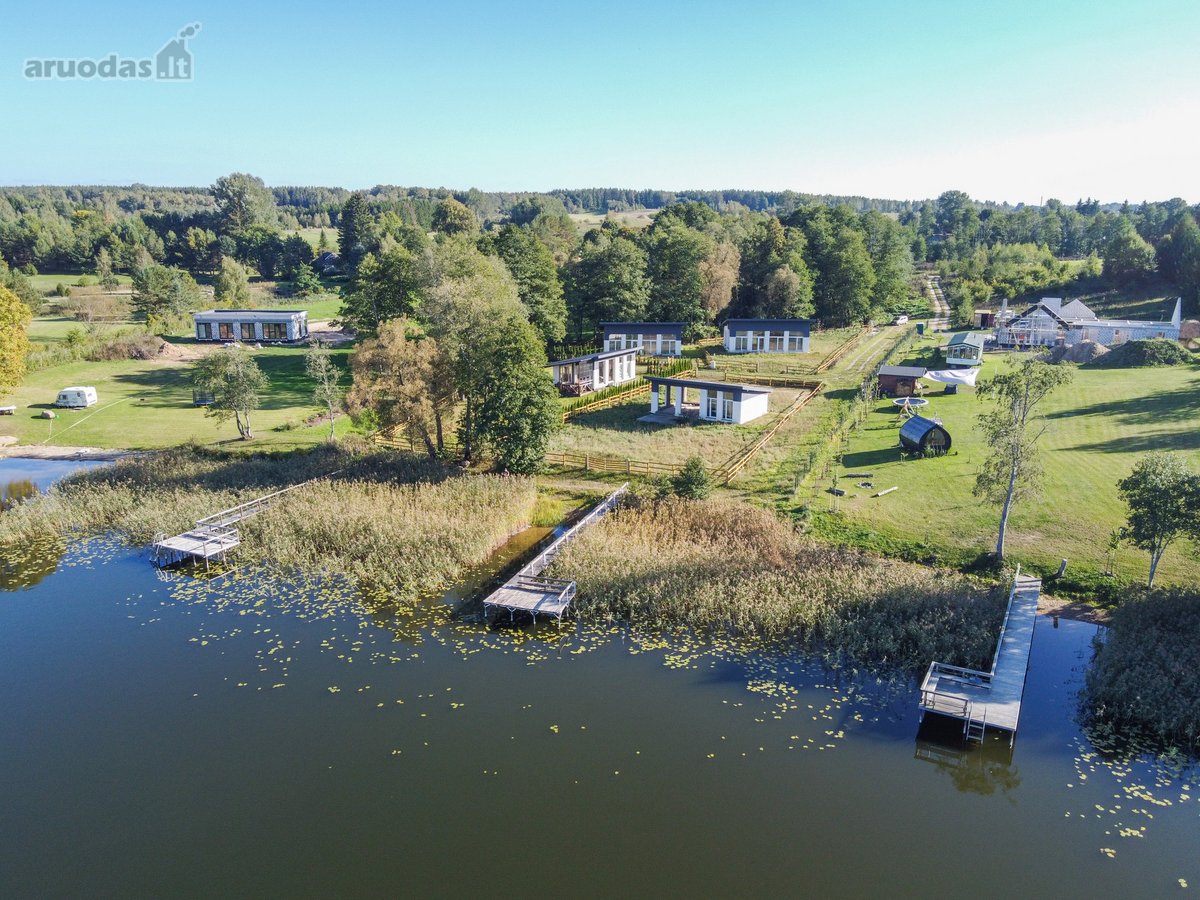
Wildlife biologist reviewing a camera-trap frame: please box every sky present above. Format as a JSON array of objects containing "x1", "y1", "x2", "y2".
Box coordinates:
[{"x1": 1, "y1": 0, "x2": 1197, "y2": 204}]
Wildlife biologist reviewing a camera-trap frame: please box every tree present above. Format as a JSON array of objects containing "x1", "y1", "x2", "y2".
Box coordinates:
[
  {"x1": 471, "y1": 314, "x2": 561, "y2": 473},
  {"x1": 338, "y1": 193, "x2": 372, "y2": 269},
  {"x1": 644, "y1": 219, "x2": 712, "y2": 329},
  {"x1": 292, "y1": 262, "x2": 322, "y2": 298},
  {"x1": 341, "y1": 245, "x2": 431, "y2": 334},
  {"x1": 192, "y1": 348, "x2": 268, "y2": 440},
  {"x1": 279, "y1": 233, "x2": 315, "y2": 280},
  {"x1": 213, "y1": 257, "x2": 251, "y2": 307},
  {"x1": 490, "y1": 225, "x2": 567, "y2": 346},
  {"x1": 1118, "y1": 452, "x2": 1200, "y2": 588},
  {"x1": 131, "y1": 264, "x2": 204, "y2": 332},
  {"x1": 1103, "y1": 218, "x2": 1157, "y2": 285},
  {"x1": 0, "y1": 285, "x2": 31, "y2": 398},
  {"x1": 431, "y1": 198, "x2": 478, "y2": 236},
  {"x1": 672, "y1": 456, "x2": 712, "y2": 499},
  {"x1": 346, "y1": 318, "x2": 455, "y2": 458},
  {"x1": 1158, "y1": 215, "x2": 1200, "y2": 312},
  {"x1": 974, "y1": 359, "x2": 1073, "y2": 561},
  {"x1": 94, "y1": 246, "x2": 119, "y2": 290},
  {"x1": 317, "y1": 229, "x2": 331, "y2": 253},
  {"x1": 212, "y1": 173, "x2": 277, "y2": 234},
  {"x1": 305, "y1": 343, "x2": 345, "y2": 442},
  {"x1": 565, "y1": 231, "x2": 651, "y2": 335}
]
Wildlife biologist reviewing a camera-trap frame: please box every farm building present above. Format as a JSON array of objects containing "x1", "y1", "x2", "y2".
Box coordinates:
[
  {"x1": 547, "y1": 348, "x2": 638, "y2": 395},
  {"x1": 722, "y1": 318, "x2": 811, "y2": 354},
  {"x1": 194, "y1": 310, "x2": 309, "y2": 343},
  {"x1": 994, "y1": 297, "x2": 1181, "y2": 348},
  {"x1": 602, "y1": 322, "x2": 686, "y2": 357},
  {"x1": 642, "y1": 376, "x2": 771, "y2": 425},
  {"x1": 877, "y1": 365, "x2": 926, "y2": 398},
  {"x1": 945, "y1": 332, "x2": 986, "y2": 367},
  {"x1": 899, "y1": 415, "x2": 951, "y2": 455}
]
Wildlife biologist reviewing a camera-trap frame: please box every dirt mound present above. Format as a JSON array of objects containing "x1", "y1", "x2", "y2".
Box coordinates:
[
  {"x1": 1086, "y1": 338, "x2": 1193, "y2": 369},
  {"x1": 1048, "y1": 340, "x2": 1108, "y2": 364},
  {"x1": 153, "y1": 339, "x2": 187, "y2": 360}
]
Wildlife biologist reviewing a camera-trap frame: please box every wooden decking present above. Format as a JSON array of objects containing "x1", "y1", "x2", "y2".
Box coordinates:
[
  {"x1": 918, "y1": 570, "x2": 1042, "y2": 742},
  {"x1": 482, "y1": 483, "x2": 627, "y2": 621}
]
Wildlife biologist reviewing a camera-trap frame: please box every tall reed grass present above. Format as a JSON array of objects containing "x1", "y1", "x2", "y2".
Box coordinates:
[
  {"x1": 0, "y1": 442, "x2": 536, "y2": 601},
  {"x1": 1085, "y1": 589, "x2": 1200, "y2": 754},
  {"x1": 550, "y1": 497, "x2": 1005, "y2": 672}
]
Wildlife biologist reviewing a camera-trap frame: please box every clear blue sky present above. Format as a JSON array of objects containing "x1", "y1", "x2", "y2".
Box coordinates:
[{"x1": 2, "y1": 0, "x2": 1197, "y2": 203}]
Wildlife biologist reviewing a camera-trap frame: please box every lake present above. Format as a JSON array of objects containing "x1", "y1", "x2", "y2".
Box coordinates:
[{"x1": 1, "y1": 459, "x2": 1196, "y2": 897}]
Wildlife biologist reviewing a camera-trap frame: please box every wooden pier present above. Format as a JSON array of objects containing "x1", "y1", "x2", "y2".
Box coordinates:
[
  {"x1": 482, "y1": 483, "x2": 628, "y2": 621},
  {"x1": 150, "y1": 476, "x2": 335, "y2": 567},
  {"x1": 918, "y1": 569, "x2": 1041, "y2": 744}
]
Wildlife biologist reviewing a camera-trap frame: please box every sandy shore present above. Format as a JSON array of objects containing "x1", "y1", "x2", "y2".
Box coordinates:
[{"x1": 0, "y1": 442, "x2": 138, "y2": 462}]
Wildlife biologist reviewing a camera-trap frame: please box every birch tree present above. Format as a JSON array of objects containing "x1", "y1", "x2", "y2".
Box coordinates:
[
  {"x1": 1118, "y1": 452, "x2": 1200, "y2": 588},
  {"x1": 974, "y1": 359, "x2": 1072, "y2": 562}
]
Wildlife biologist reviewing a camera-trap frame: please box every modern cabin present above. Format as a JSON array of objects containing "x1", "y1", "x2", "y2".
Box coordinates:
[
  {"x1": 995, "y1": 297, "x2": 1181, "y2": 348},
  {"x1": 900, "y1": 415, "x2": 951, "y2": 454},
  {"x1": 722, "y1": 318, "x2": 811, "y2": 354},
  {"x1": 193, "y1": 309, "x2": 309, "y2": 343},
  {"x1": 945, "y1": 332, "x2": 986, "y2": 367},
  {"x1": 877, "y1": 365, "x2": 926, "y2": 398},
  {"x1": 547, "y1": 348, "x2": 638, "y2": 395},
  {"x1": 643, "y1": 376, "x2": 771, "y2": 425},
  {"x1": 601, "y1": 322, "x2": 686, "y2": 357}
]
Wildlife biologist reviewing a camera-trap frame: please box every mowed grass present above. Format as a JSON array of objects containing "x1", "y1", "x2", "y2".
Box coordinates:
[
  {"x1": 0, "y1": 346, "x2": 353, "y2": 451},
  {"x1": 26, "y1": 272, "x2": 133, "y2": 291},
  {"x1": 256, "y1": 292, "x2": 344, "y2": 320},
  {"x1": 568, "y1": 210, "x2": 656, "y2": 233},
  {"x1": 823, "y1": 347, "x2": 1200, "y2": 585}
]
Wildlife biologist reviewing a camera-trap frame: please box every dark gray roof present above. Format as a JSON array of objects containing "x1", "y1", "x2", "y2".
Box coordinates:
[
  {"x1": 899, "y1": 414, "x2": 951, "y2": 450},
  {"x1": 601, "y1": 321, "x2": 687, "y2": 331},
  {"x1": 878, "y1": 365, "x2": 926, "y2": 378},
  {"x1": 646, "y1": 375, "x2": 771, "y2": 395},
  {"x1": 724, "y1": 318, "x2": 812, "y2": 334},
  {"x1": 546, "y1": 347, "x2": 639, "y2": 367}
]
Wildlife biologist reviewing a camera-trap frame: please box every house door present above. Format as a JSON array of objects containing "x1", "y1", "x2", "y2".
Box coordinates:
[
  {"x1": 753, "y1": 332, "x2": 767, "y2": 352},
  {"x1": 706, "y1": 392, "x2": 719, "y2": 419},
  {"x1": 722, "y1": 396, "x2": 734, "y2": 421}
]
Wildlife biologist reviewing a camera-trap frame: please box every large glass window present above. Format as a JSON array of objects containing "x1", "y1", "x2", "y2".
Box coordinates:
[
  {"x1": 240, "y1": 323, "x2": 255, "y2": 341},
  {"x1": 734, "y1": 332, "x2": 750, "y2": 352},
  {"x1": 706, "y1": 391, "x2": 718, "y2": 419},
  {"x1": 218, "y1": 323, "x2": 234, "y2": 340},
  {"x1": 262, "y1": 323, "x2": 287, "y2": 340},
  {"x1": 769, "y1": 333, "x2": 784, "y2": 352},
  {"x1": 723, "y1": 395, "x2": 734, "y2": 420},
  {"x1": 197, "y1": 322, "x2": 210, "y2": 340}
]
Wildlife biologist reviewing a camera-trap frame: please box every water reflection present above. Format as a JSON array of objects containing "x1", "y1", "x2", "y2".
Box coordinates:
[
  {"x1": 1, "y1": 478, "x2": 37, "y2": 512},
  {"x1": 914, "y1": 718, "x2": 1022, "y2": 797},
  {"x1": 0, "y1": 536, "x2": 66, "y2": 590}
]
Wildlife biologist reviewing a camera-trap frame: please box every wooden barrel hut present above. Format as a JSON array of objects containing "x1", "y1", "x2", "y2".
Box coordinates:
[{"x1": 899, "y1": 415, "x2": 951, "y2": 455}]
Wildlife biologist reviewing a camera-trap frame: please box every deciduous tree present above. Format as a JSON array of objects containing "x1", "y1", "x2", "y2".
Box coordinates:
[
  {"x1": 1118, "y1": 452, "x2": 1200, "y2": 588},
  {"x1": 192, "y1": 347, "x2": 268, "y2": 440},
  {"x1": 305, "y1": 343, "x2": 345, "y2": 442},
  {"x1": 0, "y1": 285, "x2": 31, "y2": 398}
]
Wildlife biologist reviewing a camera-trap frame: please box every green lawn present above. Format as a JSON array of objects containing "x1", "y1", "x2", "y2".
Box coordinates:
[
  {"x1": 256, "y1": 292, "x2": 343, "y2": 321},
  {"x1": 26, "y1": 272, "x2": 133, "y2": 291},
  {"x1": 1, "y1": 346, "x2": 354, "y2": 451},
  {"x1": 568, "y1": 210, "x2": 656, "y2": 233},
  {"x1": 819, "y1": 343, "x2": 1200, "y2": 585}
]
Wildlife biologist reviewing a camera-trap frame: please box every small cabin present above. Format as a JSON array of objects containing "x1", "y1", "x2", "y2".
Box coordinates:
[
  {"x1": 193, "y1": 309, "x2": 309, "y2": 343},
  {"x1": 877, "y1": 365, "x2": 926, "y2": 398},
  {"x1": 547, "y1": 348, "x2": 638, "y2": 395},
  {"x1": 945, "y1": 332, "x2": 986, "y2": 367},
  {"x1": 644, "y1": 376, "x2": 771, "y2": 425},
  {"x1": 900, "y1": 415, "x2": 951, "y2": 455},
  {"x1": 55, "y1": 386, "x2": 98, "y2": 408},
  {"x1": 722, "y1": 318, "x2": 811, "y2": 354},
  {"x1": 602, "y1": 322, "x2": 686, "y2": 357}
]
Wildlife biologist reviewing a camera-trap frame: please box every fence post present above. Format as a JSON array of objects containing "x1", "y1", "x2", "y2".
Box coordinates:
[{"x1": 584, "y1": 454, "x2": 590, "y2": 472}]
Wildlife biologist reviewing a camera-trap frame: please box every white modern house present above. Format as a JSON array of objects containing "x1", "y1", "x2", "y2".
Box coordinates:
[
  {"x1": 601, "y1": 322, "x2": 686, "y2": 357},
  {"x1": 547, "y1": 348, "x2": 638, "y2": 394},
  {"x1": 193, "y1": 309, "x2": 309, "y2": 343},
  {"x1": 945, "y1": 331, "x2": 986, "y2": 367},
  {"x1": 994, "y1": 297, "x2": 1181, "y2": 348},
  {"x1": 722, "y1": 318, "x2": 811, "y2": 353},
  {"x1": 643, "y1": 375, "x2": 771, "y2": 425}
]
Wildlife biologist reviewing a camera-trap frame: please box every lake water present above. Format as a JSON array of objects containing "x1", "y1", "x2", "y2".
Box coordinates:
[{"x1": 1, "y1": 460, "x2": 1197, "y2": 898}]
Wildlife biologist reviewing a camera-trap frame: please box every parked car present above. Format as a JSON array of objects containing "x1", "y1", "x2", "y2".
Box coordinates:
[
  {"x1": 891, "y1": 314, "x2": 909, "y2": 325},
  {"x1": 55, "y1": 386, "x2": 98, "y2": 408}
]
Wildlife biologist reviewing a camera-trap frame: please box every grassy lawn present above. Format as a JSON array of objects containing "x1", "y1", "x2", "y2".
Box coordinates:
[
  {"x1": 26, "y1": 273, "x2": 133, "y2": 291},
  {"x1": 549, "y1": 386, "x2": 807, "y2": 469},
  {"x1": 1, "y1": 346, "x2": 354, "y2": 451},
  {"x1": 289, "y1": 227, "x2": 335, "y2": 250},
  {"x1": 568, "y1": 210, "x2": 656, "y2": 233},
  {"x1": 255, "y1": 292, "x2": 343, "y2": 320},
  {"x1": 819, "y1": 344, "x2": 1200, "y2": 585}
]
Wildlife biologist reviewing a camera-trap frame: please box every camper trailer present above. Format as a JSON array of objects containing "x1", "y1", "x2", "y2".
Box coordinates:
[{"x1": 55, "y1": 386, "x2": 98, "y2": 408}]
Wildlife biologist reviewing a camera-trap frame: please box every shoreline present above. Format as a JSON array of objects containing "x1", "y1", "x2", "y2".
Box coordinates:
[{"x1": 0, "y1": 444, "x2": 139, "y2": 462}]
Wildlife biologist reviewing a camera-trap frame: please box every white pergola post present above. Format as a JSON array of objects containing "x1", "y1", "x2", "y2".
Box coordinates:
[
  {"x1": 650, "y1": 383, "x2": 660, "y2": 413},
  {"x1": 674, "y1": 384, "x2": 683, "y2": 415}
]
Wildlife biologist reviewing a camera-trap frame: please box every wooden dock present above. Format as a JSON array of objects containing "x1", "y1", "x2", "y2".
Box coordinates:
[
  {"x1": 918, "y1": 569, "x2": 1041, "y2": 744},
  {"x1": 482, "y1": 483, "x2": 627, "y2": 621},
  {"x1": 150, "y1": 475, "x2": 336, "y2": 567}
]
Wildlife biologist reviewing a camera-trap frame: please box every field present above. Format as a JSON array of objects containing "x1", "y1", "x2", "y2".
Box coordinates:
[
  {"x1": 1, "y1": 346, "x2": 354, "y2": 451},
  {"x1": 26, "y1": 273, "x2": 133, "y2": 291},
  {"x1": 816, "y1": 334, "x2": 1200, "y2": 585},
  {"x1": 568, "y1": 209, "x2": 656, "y2": 233}
]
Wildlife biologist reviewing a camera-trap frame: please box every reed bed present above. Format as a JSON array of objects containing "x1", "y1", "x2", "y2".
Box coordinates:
[
  {"x1": 1085, "y1": 589, "x2": 1200, "y2": 755},
  {"x1": 550, "y1": 497, "x2": 1006, "y2": 673},
  {"x1": 0, "y1": 443, "x2": 536, "y2": 601}
]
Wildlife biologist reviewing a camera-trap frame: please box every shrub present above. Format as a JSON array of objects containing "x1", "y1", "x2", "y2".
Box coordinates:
[
  {"x1": 54, "y1": 282, "x2": 71, "y2": 297},
  {"x1": 672, "y1": 456, "x2": 712, "y2": 499}
]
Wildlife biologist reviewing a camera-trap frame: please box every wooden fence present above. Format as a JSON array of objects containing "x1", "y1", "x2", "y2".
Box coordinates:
[
  {"x1": 543, "y1": 451, "x2": 684, "y2": 477},
  {"x1": 813, "y1": 326, "x2": 871, "y2": 374},
  {"x1": 714, "y1": 383, "x2": 821, "y2": 484}
]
